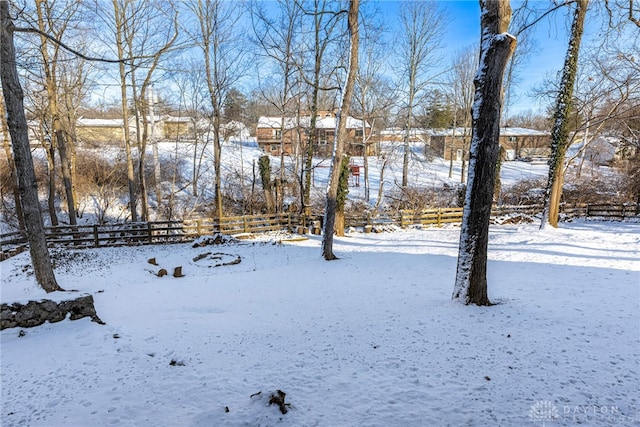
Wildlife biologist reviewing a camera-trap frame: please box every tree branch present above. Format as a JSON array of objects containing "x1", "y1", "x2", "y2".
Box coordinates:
[{"x1": 15, "y1": 26, "x2": 132, "y2": 63}]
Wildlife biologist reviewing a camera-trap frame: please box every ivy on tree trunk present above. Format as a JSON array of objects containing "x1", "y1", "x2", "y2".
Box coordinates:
[
  {"x1": 322, "y1": 0, "x2": 359, "y2": 260},
  {"x1": 540, "y1": 0, "x2": 589, "y2": 229}
]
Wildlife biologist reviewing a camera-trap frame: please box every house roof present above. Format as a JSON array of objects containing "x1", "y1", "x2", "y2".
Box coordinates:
[
  {"x1": 257, "y1": 115, "x2": 370, "y2": 130},
  {"x1": 163, "y1": 115, "x2": 192, "y2": 123},
  {"x1": 380, "y1": 128, "x2": 432, "y2": 136},
  {"x1": 427, "y1": 127, "x2": 550, "y2": 137},
  {"x1": 77, "y1": 118, "x2": 124, "y2": 127}
]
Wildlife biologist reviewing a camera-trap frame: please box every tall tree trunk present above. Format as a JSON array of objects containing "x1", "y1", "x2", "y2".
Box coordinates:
[
  {"x1": 148, "y1": 86, "x2": 162, "y2": 207},
  {"x1": 35, "y1": 0, "x2": 77, "y2": 225},
  {"x1": 113, "y1": 0, "x2": 138, "y2": 222},
  {"x1": 303, "y1": 60, "x2": 320, "y2": 219},
  {"x1": 1, "y1": 2, "x2": 61, "y2": 292},
  {"x1": 322, "y1": 0, "x2": 359, "y2": 260},
  {"x1": 452, "y1": 0, "x2": 515, "y2": 306},
  {"x1": 129, "y1": 61, "x2": 149, "y2": 222},
  {"x1": 540, "y1": 0, "x2": 588, "y2": 229},
  {"x1": 0, "y1": 96, "x2": 25, "y2": 229}
]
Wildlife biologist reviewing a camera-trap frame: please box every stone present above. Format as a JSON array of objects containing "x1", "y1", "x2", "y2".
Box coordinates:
[{"x1": 0, "y1": 294, "x2": 104, "y2": 330}]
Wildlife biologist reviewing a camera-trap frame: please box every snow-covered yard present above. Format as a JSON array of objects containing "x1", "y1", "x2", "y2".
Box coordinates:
[{"x1": 1, "y1": 220, "x2": 639, "y2": 426}]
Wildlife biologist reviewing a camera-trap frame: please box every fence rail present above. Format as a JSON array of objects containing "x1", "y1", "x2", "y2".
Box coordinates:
[{"x1": 1, "y1": 204, "x2": 638, "y2": 258}]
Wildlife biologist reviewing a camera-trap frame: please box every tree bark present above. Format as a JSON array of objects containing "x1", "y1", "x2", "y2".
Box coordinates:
[
  {"x1": 452, "y1": 0, "x2": 515, "y2": 306},
  {"x1": 112, "y1": 0, "x2": 138, "y2": 223},
  {"x1": 45, "y1": 142, "x2": 59, "y2": 226},
  {"x1": 259, "y1": 155, "x2": 275, "y2": 213},
  {"x1": 35, "y1": 0, "x2": 77, "y2": 225},
  {"x1": 335, "y1": 154, "x2": 350, "y2": 237},
  {"x1": 322, "y1": 0, "x2": 359, "y2": 260},
  {"x1": 0, "y1": 93, "x2": 24, "y2": 229},
  {"x1": 1, "y1": 2, "x2": 61, "y2": 292},
  {"x1": 540, "y1": 0, "x2": 589, "y2": 229}
]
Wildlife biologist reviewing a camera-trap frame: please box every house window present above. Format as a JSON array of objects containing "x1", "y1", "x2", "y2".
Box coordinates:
[
  {"x1": 270, "y1": 144, "x2": 278, "y2": 151},
  {"x1": 274, "y1": 129, "x2": 282, "y2": 139},
  {"x1": 508, "y1": 136, "x2": 517, "y2": 142},
  {"x1": 355, "y1": 129, "x2": 364, "y2": 137}
]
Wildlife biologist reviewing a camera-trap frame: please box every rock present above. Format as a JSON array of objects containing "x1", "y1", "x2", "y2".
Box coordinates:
[{"x1": 0, "y1": 294, "x2": 104, "y2": 330}]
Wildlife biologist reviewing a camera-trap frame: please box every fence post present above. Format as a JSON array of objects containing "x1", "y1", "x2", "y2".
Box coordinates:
[
  {"x1": 147, "y1": 223, "x2": 153, "y2": 244},
  {"x1": 93, "y1": 225, "x2": 99, "y2": 247},
  {"x1": 437, "y1": 209, "x2": 442, "y2": 228},
  {"x1": 243, "y1": 216, "x2": 248, "y2": 233}
]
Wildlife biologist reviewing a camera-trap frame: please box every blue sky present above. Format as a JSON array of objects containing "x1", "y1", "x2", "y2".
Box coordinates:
[{"x1": 376, "y1": 0, "x2": 575, "y2": 116}]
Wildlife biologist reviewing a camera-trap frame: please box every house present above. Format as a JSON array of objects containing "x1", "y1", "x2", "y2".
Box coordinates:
[
  {"x1": 256, "y1": 111, "x2": 372, "y2": 157},
  {"x1": 379, "y1": 127, "x2": 431, "y2": 143},
  {"x1": 76, "y1": 118, "x2": 126, "y2": 144},
  {"x1": 428, "y1": 127, "x2": 551, "y2": 161},
  {"x1": 163, "y1": 116, "x2": 192, "y2": 140},
  {"x1": 222, "y1": 121, "x2": 252, "y2": 143}
]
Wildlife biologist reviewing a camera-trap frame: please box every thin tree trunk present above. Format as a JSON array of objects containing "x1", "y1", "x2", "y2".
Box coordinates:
[
  {"x1": 303, "y1": 79, "x2": 319, "y2": 218},
  {"x1": 54, "y1": 122, "x2": 77, "y2": 224},
  {"x1": 149, "y1": 86, "x2": 162, "y2": 206},
  {"x1": 540, "y1": 0, "x2": 588, "y2": 229},
  {"x1": 402, "y1": 108, "x2": 412, "y2": 187},
  {"x1": 130, "y1": 65, "x2": 149, "y2": 222},
  {"x1": 113, "y1": 0, "x2": 138, "y2": 222},
  {"x1": 45, "y1": 142, "x2": 59, "y2": 226},
  {"x1": 322, "y1": 0, "x2": 359, "y2": 260},
  {"x1": 35, "y1": 0, "x2": 77, "y2": 225},
  {"x1": 1, "y1": 3, "x2": 61, "y2": 292},
  {"x1": 374, "y1": 155, "x2": 388, "y2": 211},
  {"x1": 213, "y1": 118, "x2": 223, "y2": 217},
  {"x1": 452, "y1": 0, "x2": 515, "y2": 306}
]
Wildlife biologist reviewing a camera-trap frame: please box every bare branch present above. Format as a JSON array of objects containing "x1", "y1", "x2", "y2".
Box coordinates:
[{"x1": 14, "y1": 26, "x2": 129, "y2": 63}]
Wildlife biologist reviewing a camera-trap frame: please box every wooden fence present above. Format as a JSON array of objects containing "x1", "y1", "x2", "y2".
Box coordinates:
[
  {"x1": 1, "y1": 204, "x2": 637, "y2": 257},
  {"x1": 0, "y1": 213, "x2": 296, "y2": 258}
]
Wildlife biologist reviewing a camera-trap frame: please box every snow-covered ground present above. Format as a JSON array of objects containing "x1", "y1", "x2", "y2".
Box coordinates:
[{"x1": 2, "y1": 220, "x2": 639, "y2": 426}]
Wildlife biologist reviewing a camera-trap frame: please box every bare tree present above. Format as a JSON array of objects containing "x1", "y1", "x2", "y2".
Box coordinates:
[
  {"x1": 33, "y1": 0, "x2": 82, "y2": 225},
  {"x1": 447, "y1": 45, "x2": 477, "y2": 184},
  {"x1": 298, "y1": 0, "x2": 342, "y2": 220},
  {"x1": 252, "y1": 0, "x2": 302, "y2": 212},
  {"x1": 540, "y1": 0, "x2": 589, "y2": 229},
  {"x1": 322, "y1": 0, "x2": 359, "y2": 260},
  {"x1": 128, "y1": 5, "x2": 178, "y2": 221},
  {"x1": 186, "y1": 0, "x2": 247, "y2": 218},
  {"x1": 1, "y1": 1, "x2": 61, "y2": 292},
  {"x1": 170, "y1": 59, "x2": 211, "y2": 201},
  {"x1": 354, "y1": 10, "x2": 394, "y2": 203},
  {"x1": 452, "y1": 0, "x2": 516, "y2": 306},
  {"x1": 604, "y1": 0, "x2": 640, "y2": 27},
  {"x1": 108, "y1": 0, "x2": 140, "y2": 222},
  {"x1": 396, "y1": 0, "x2": 445, "y2": 188}
]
